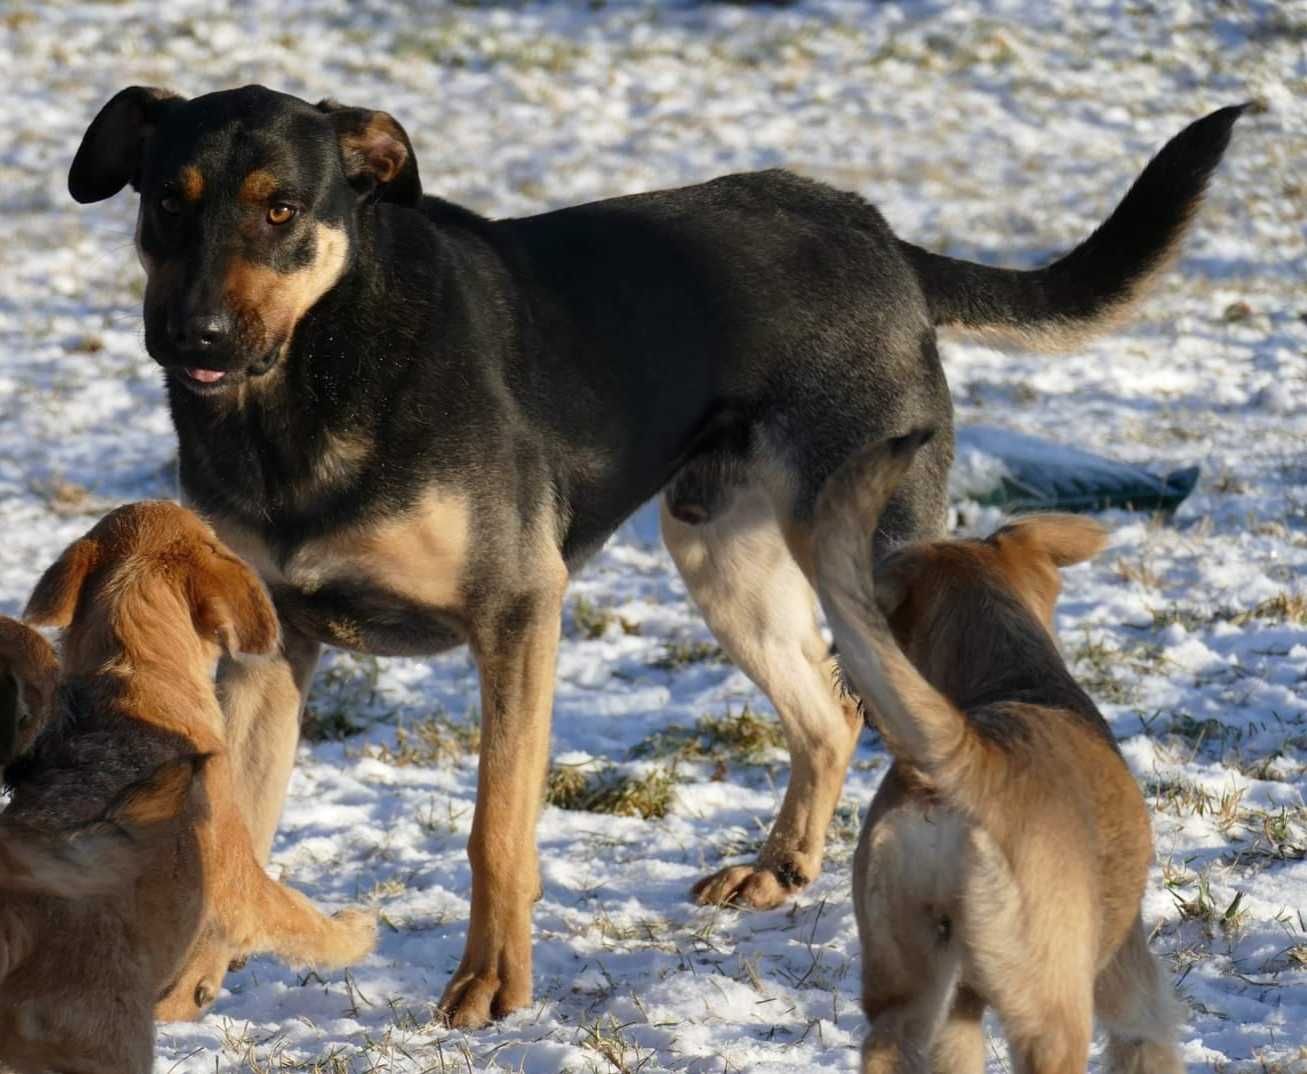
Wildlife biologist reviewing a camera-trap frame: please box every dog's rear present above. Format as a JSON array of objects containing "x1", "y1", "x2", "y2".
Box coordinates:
[{"x1": 813, "y1": 436, "x2": 1182, "y2": 1074}]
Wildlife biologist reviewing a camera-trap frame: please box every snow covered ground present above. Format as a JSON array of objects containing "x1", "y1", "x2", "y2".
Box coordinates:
[{"x1": 1, "y1": 1, "x2": 1305, "y2": 1070}]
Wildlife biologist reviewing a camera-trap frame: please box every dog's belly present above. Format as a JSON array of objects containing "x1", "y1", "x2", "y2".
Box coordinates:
[{"x1": 271, "y1": 581, "x2": 465, "y2": 657}]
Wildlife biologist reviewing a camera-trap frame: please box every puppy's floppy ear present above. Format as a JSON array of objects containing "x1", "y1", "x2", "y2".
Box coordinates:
[
  {"x1": 992, "y1": 514, "x2": 1109, "y2": 569},
  {"x1": 317, "y1": 99, "x2": 422, "y2": 205},
  {"x1": 69, "y1": 86, "x2": 184, "y2": 204},
  {"x1": 187, "y1": 548, "x2": 280, "y2": 657},
  {"x1": 24, "y1": 538, "x2": 101, "y2": 628}
]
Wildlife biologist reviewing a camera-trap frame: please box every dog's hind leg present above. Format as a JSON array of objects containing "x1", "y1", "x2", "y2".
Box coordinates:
[
  {"x1": 662, "y1": 485, "x2": 862, "y2": 908},
  {"x1": 1096, "y1": 918, "x2": 1184, "y2": 1074}
]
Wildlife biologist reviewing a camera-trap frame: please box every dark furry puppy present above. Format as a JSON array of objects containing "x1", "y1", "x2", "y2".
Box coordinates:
[{"x1": 69, "y1": 86, "x2": 1242, "y2": 1025}]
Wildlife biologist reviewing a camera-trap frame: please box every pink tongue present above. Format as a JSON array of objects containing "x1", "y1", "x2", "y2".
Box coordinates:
[{"x1": 187, "y1": 368, "x2": 226, "y2": 384}]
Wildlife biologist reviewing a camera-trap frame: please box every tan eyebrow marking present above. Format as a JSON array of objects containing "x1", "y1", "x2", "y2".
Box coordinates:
[
  {"x1": 239, "y1": 169, "x2": 279, "y2": 204},
  {"x1": 179, "y1": 165, "x2": 204, "y2": 202}
]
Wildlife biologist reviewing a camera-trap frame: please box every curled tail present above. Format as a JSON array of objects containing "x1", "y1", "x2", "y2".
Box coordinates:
[
  {"x1": 900, "y1": 105, "x2": 1246, "y2": 352},
  {"x1": 812, "y1": 431, "x2": 977, "y2": 789}
]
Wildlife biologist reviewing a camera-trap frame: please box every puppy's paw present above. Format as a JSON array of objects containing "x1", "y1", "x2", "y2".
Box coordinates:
[{"x1": 324, "y1": 907, "x2": 378, "y2": 966}]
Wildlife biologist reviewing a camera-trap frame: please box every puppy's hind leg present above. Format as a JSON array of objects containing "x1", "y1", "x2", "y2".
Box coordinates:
[
  {"x1": 1096, "y1": 918, "x2": 1185, "y2": 1074},
  {"x1": 930, "y1": 988, "x2": 986, "y2": 1074},
  {"x1": 862, "y1": 957, "x2": 962, "y2": 1074},
  {"x1": 222, "y1": 856, "x2": 378, "y2": 971}
]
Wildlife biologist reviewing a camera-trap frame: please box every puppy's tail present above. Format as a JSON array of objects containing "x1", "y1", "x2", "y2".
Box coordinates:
[
  {"x1": 0, "y1": 753, "x2": 208, "y2": 898},
  {"x1": 813, "y1": 432, "x2": 980, "y2": 793},
  {"x1": 898, "y1": 105, "x2": 1246, "y2": 352}
]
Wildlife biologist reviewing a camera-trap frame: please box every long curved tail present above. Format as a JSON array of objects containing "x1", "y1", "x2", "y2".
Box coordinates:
[
  {"x1": 812, "y1": 431, "x2": 978, "y2": 790},
  {"x1": 899, "y1": 105, "x2": 1246, "y2": 352}
]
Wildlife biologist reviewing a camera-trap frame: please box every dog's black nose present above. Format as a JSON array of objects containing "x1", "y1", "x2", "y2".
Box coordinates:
[{"x1": 171, "y1": 313, "x2": 231, "y2": 352}]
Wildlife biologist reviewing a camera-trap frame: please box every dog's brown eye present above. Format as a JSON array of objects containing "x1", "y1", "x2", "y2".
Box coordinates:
[
  {"x1": 159, "y1": 195, "x2": 182, "y2": 216},
  {"x1": 266, "y1": 204, "x2": 296, "y2": 226}
]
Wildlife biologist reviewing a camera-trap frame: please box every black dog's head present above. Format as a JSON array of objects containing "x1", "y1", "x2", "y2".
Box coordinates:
[{"x1": 69, "y1": 85, "x2": 421, "y2": 396}]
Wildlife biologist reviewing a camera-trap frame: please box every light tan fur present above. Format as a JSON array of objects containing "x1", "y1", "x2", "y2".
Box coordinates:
[
  {"x1": 222, "y1": 222, "x2": 348, "y2": 363},
  {"x1": 661, "y1": 483, "x2": 863, "y2": 907},
  {"x1": 157, "y1": 489, "x2": 470, "y2": 1019},
  {"x1": 812, "y1": 436, "x2": 1182, "y2": 1074},
  {"x1": 287, "y1": 488, "x2": 470, "y2": 610},
  {"x1": 0, "y1": 503, "x2": 374, "y2": 1068},
  {"x1": 181, "y1": 495, "x2": 560, "y2": 1030},
  {"x1": 154, "y1": 619, "x2": 323, "y2": 1021}
]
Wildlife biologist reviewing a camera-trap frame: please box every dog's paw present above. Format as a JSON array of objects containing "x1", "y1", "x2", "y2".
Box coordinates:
[
  {"x1": 437, "y1": 964, "x2": 531, "y2": 1030},
  {"x1": 327, "y1": 907, "x2": 378, "y2": 965},
  {"x1": 691, "y1": 860, "x2": 809, "y2": 909}
]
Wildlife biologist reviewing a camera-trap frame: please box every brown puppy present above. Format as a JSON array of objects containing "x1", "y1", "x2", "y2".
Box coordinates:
[
  {"x1": 812, "y1": 433, "x2": 1181, "y2": 1074},
  {"x1": 1, "y1": 750, "x2": 206, "y2": 1074},
  {"x1": 1, "y1": 502, "x2": 375, "y2": 1072}
]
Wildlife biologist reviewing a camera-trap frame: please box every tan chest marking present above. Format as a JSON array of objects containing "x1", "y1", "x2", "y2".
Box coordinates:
[
  {"x1": 203, "y1": 490, "x2": 471, "y2": 619},
  {"x1": 289, "y1": 490, "x2": 472, "y2": 612}
]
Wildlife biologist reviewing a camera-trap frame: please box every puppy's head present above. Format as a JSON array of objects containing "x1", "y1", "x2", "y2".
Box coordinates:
[
  {"x1": 875, "y1": 514, "x2": 1108, "y2": 666},
  {"x1": 0, "y1": 617, "x2": 59, "y2": 773},
  {"x1": 67, "y1": 85, "x2": 420, "y2": 398},
  {"x1": 24, "y1": 501, "x2": 278, "y2": 670}
]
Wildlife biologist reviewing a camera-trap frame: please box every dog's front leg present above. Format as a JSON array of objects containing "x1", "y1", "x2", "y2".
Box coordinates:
[{"x1": 438, "y1": 569, "x2": 565, "y2": 1029}]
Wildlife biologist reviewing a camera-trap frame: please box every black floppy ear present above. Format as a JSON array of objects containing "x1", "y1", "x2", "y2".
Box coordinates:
[
  {"x1": 69, "y1": 86, "x2": 184, "y2": 204},
  {"x1": 317, "y1": 99, "x2": 422, "y2": 205}
]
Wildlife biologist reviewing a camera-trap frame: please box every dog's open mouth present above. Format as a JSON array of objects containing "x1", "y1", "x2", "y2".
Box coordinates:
[{"x1": 169, "y1": 350, "x2": 280, "y2": 395}]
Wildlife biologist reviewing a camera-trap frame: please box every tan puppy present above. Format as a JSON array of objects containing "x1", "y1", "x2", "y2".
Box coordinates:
[
  {"x1": 812, "y1": 432, "x2": 1182, "y2": 1074},
  {"x1": 1, "y1": 502, "x2": 375, "y2": 1073}
]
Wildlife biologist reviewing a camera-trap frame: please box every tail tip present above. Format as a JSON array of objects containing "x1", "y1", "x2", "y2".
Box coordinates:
[{"x1": 1189, "y1": 102, "x2": 1253, "y2": 148}]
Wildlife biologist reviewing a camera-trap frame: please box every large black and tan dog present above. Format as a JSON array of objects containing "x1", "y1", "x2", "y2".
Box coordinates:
[{"x1": 68, "y1": 86, "x2": 1241, "y2": 1026}]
